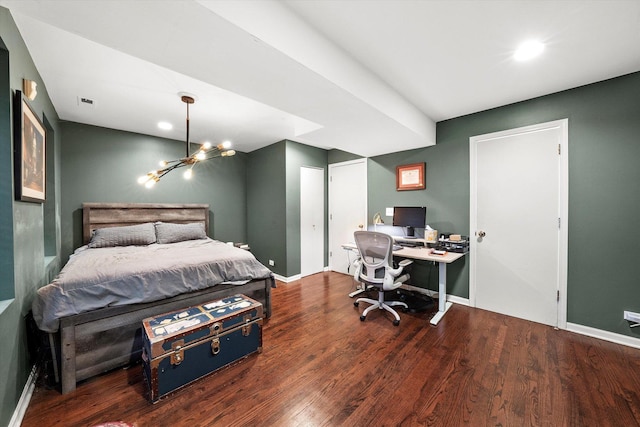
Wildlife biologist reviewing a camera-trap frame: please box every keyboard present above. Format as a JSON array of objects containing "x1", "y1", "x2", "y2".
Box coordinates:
[{"x1": 397, "y1": 241, "x2": 422, "y2": 248}]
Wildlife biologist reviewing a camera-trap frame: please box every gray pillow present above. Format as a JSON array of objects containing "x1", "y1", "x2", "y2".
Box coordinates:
[
  {"x1": 155, "y1": 222, "x2": 207, "y2": 244},
  {"x1": 89, "y1": 223, "x2": 156, "y2": 248}
]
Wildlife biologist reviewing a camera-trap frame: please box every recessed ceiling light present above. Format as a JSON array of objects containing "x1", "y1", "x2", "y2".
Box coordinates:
[
  {"x1": 514, "y1": 40, "x2": 545, "y2": 61},
  {"x1": 158, "y1": 121, "x2": 172, "y2": 131}
]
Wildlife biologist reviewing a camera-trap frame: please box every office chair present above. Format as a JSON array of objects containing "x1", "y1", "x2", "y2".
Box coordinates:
[{"x1": 352, "y1": 231, "x2": 412, "y2": 326}]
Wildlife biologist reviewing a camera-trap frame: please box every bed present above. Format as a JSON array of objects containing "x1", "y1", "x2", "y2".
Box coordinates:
[{"x1": 34, "y1": 203, "x2": 274, "y2": 394}]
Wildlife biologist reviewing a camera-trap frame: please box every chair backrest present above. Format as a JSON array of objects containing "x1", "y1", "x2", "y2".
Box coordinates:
[{"x1": 353, "y1": 231, "x2": 393, "y2": 284}]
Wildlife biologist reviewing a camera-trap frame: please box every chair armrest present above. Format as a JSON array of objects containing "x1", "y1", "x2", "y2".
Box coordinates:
[
  {"x1": 398, "y1": 259, "x2": 413, "y2": 268},
  {"x1": 352, "y1": 258, "x2": 363, "y2": 282}
]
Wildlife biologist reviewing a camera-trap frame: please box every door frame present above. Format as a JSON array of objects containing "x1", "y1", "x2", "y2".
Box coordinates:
[
  {"x1": 469, "y1": 119, "x2": 569, "y2": 329},
  {"x1": 300, "y1": 166, "x2": 325, "y2": 277},
  {"x1": 328, "y1": 158, "x2": 367, "y2": 273}
]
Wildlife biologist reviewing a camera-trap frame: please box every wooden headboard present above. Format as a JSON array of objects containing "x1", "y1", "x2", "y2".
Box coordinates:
[{"x1": 82, "y1": 203, "x2": 209, "y2": 244}]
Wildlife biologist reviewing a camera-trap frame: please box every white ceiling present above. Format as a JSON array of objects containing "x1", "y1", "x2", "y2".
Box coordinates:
[{"x1": 1, "y1": 0, "x2": 639, "y2": 157}]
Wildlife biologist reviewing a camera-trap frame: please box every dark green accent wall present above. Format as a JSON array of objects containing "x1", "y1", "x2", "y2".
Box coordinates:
[
  {"x1": 0, "y1": 7, "x2": 62, "y2": 426},
  {"x1": 369, "y1": 71, "x2": 640, "y2": 337},
  {"x1": 43, "y1": 114, "x2": 57, "y2": 257},
  {"x1": 60, "y1": 122, "x2": 248, "y2": 262},
  {"x1": 0, "y1": 31, "x2": 13, "y2": 303},
  {"x1": 368, "y1": 139, "x2": 469, "y2": 297},
  {"x1": 247, "y1": 140, "x2": 328, "y2": 277},
  {"x1": 247, "y1": 141, "x2": 287, "y2": 275}
]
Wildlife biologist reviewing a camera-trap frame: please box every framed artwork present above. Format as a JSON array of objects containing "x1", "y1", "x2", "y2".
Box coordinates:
[
  {"x1": 396, "y1": 162, "x2": 425, "y2": 191},
  {"x1": 14, "y1": 90, "x2": 46, "y2": 202}
]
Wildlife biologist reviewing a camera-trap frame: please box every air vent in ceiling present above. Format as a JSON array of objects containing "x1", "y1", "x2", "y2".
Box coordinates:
[{"x1": 77, "y1": 96, "x2": 96, "y2": 109}]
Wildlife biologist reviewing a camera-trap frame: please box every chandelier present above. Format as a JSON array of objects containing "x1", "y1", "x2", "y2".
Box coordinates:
[{"x1": 137, "y1": 94, "x2": 236, "y2": 188}]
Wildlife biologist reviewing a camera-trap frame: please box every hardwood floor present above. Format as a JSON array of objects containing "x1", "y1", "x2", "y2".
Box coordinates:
[{"x1": 22, "y1": 272, "x2": 640, "y2": 426}]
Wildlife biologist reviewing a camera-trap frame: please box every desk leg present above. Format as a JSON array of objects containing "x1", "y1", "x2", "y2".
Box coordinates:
[{"x1": 430, "y1": 261, "x2": 453, "y2": 325}]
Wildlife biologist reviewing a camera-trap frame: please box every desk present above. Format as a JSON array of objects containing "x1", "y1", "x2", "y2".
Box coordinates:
[{"x1": 341, "y1": 243, "x2": 466, "y2": 325}]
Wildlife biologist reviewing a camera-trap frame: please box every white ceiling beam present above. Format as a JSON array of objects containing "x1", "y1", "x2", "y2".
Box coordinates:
[{"x1": 199, "y1": 0, "x2": 436, "y2": 148}]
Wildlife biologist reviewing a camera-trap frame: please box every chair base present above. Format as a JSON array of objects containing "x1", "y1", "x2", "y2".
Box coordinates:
[{"x1": 354, "y1": 294, "x2": 408, "y2": 326}]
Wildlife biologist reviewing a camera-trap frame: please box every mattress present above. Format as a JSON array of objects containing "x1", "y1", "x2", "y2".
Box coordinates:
[{"x1": 33, "y1": 238, "x2": 273, "y2": 332}]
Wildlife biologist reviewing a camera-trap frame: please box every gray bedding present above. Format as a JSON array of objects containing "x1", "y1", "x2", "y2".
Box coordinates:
[{"x1": 33, "y1": 238, "x2": 273, "y2": 332}]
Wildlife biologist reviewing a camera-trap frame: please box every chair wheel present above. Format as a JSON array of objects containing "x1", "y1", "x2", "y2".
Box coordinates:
[
  {"x1": 360, "y1": 315, "x2": 366, "y2": 322},
  {"x1": 354, "y1": 302, "x2": 359, "y2": 307},
  {"x1": 393, "y1": 320, "x2": 400, "y2": 326}
]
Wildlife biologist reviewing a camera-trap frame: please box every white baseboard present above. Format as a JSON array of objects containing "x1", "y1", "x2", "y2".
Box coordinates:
[
  {"x1": 9, "y1": 364, "x2": 37, "y2": 427},
  {"x1": 447, "y1": 294, "x2": 470, "y2": 307},
  {"x1": 566, "y1": 322, "x2": 640, "y2": 349},
  {"x1": 274, "y1": 268, "x2": 332, "y2": 283},
  {"x1": 273, "y1": 273, "x2": 302, "y2": 283}
]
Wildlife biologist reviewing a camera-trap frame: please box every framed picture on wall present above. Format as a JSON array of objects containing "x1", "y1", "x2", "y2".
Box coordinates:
[
  {"x1": 13, "y1": 90, "x2": 46, "y2": 203},
  {"x1": 396, "y1": 162, "x2": 425, "y2": 191}
]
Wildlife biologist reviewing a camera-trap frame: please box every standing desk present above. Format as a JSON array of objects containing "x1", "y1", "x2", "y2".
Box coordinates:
[{"x1": 342, "y1": 243, "x2": 466, "y2": 325}]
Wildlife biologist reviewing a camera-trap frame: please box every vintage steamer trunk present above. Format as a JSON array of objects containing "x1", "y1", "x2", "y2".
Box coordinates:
[{"x1": 142, "y1": 294, "x2": 263, "y2": 403}]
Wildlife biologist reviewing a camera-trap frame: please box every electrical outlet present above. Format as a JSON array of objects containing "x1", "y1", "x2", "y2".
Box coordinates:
[
  {"x1": 624, "y1": 311, "x2": 640, "y2": 323},
  {"x1": 268, "y1": 260, "x2": 275, "y2": 266}
]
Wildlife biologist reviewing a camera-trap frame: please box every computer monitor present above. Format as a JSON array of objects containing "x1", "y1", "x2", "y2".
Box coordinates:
[{"x1": 392, "y1": 206, "x2": 426, "y2": 238}]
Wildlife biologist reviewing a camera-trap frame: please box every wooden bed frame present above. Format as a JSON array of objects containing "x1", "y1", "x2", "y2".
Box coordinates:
[{"x1": 53, "y1": 203, "x2": 274, "y2": 394}]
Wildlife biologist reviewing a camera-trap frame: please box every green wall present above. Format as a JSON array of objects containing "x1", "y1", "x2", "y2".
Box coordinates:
[
  {"x1": 247, "y1": 140, "x2": 328, "y2": 277},
  {"x1": 247, "y1": 141, "x2": 287, "y2": 275},
  {"x1": 0, "y1": 7, "x2": 62, "y2": 426},
  {"x1": 369, "y1": 71, "x2": 640, "y2": 336},
  {"x1": 0, "y1": 31, "x2": 12, "y2": 304},
  {"x1": 368, "y1": 139, "x2": 469, "y2": 297},
  {"x1": 60, "y1": 129, "x2": 329, "y2": 281},
  {"x1": 60, "y1": 122, "x2": 248, "y2": 262}
]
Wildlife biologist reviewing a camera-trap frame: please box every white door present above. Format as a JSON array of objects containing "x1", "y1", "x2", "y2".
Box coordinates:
[
  {"x1": 300, "y1": 167, "x2": 325, "y2": 277},
  {"x1": 470, "y1": 119, "x2": 568, "y2": 328},
  {"x1": 329, "y1": 159, "x2": 367, "y2": 274}
]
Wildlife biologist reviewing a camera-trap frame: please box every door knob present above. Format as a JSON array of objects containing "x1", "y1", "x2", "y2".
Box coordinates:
[{"x1": 477, "y1": 230, "x2": 486, "y2": 238}]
